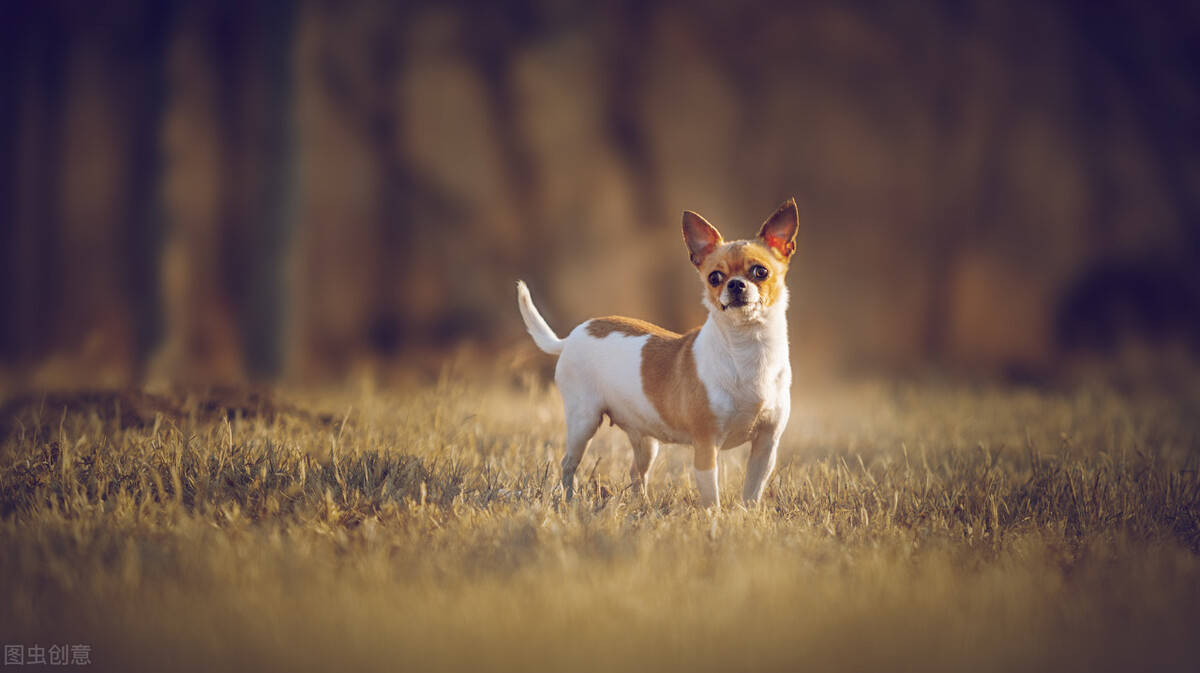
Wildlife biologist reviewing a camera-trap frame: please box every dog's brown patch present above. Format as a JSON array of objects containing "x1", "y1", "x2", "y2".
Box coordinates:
[
  {"x1": 641, "y1": 328, "x2": 717, "y2": 448},
  {"x1": 586, "y1": 317, "x2": 678, "y2": 340},
  {"x1": 586, "y1": 316, "x2": 717, "y2": 448}
]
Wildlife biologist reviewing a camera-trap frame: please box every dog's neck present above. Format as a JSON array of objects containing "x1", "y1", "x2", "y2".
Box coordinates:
[{"x1": 696, "y1": 288, "x2": 790, "y2": 386}]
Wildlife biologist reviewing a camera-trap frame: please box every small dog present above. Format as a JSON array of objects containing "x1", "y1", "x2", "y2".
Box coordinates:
[{"x1": 516, "y1": 200, "x2": 798, "y2": 508}]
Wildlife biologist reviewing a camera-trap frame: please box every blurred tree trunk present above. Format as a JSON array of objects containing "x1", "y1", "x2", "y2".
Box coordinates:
[
  {"x1": 118, "y1": 0, "x2": 176, "y2": 381},
  {"x1": 315, "y1": 1, "x2": 413, "y2": 357},
  {"x1": 1071, "y1": 3, "x2": 1200, "y2": 266},
  {"x1": 600, "y1": 1, "x2": 683, "y2": 327},
  {"x1": 0, "y1": 3, "x2": 22, "y2": 365},
  {"x1": 211, "y1": 0, "x2": 297, "y2": 380},
  {"x1": 602, "y1": 1, "x2": 658, "y2": 231},
  {"x1": 919, "y1": 3, "x2": 1013, "y2": 362},
  {"x1": 363, "y1": 12, "x2": 408, "y2": 357},
  {"x1": 244, "y1": 0, "x2": 297, "y2": 378},
  {"x1": 6, "y1": 5, "x2": 67, "y2": 372},
  {"x1": 1072, "y1": 38, "x2": 1118, "y2": 255},
  {"x1": 318, "y1": 1, "x2": 485, "y2": 358},
  {"x1": 463, "y1": 2, "x2": 551, "y2": 320},
  {"x1": 919, "y1": 10, "x2": 972, "y2": 363}
]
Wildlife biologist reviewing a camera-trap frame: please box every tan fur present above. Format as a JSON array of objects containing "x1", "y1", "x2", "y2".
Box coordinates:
[
  {"x1": 588, "y1": 317, "x2": 718, "y2": 450},
  {"x1": 641, "y1": 328, "x2": 718, "y2": 457},
  {"x1": 586, "y1": 317, "x2": 677, "y2": 340}
]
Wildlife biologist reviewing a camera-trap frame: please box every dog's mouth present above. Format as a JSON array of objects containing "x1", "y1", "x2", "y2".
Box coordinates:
[{"x1": 721, "y1": 296, "x2": 751, "y2": 310}]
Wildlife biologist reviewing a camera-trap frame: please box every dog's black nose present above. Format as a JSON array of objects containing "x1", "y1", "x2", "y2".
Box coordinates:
[{"x1": 727, "y1": 278, "x2": 745, "y2": 293}]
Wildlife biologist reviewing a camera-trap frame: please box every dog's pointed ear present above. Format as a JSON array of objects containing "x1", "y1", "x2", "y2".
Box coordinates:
[
  {"x1": 682, "y1": 211, "x2": 723, "y2": 266},
  {"x1": 757, "y1": 198, "x2": 799, "y2": 260}
]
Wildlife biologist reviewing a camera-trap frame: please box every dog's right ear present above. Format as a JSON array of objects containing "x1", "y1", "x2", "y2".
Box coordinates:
[{"x1": 682, "y1": 211, "x2": 723, "y2": 266}]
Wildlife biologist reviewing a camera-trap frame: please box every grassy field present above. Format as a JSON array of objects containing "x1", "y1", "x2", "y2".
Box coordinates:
[{"x1": 2, "y1": 368, "x2": 1199, "y2": 672}]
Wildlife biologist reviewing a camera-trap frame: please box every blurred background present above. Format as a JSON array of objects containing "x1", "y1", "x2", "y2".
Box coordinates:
[{"x1": 2, "y1": 0, "x2": 1199, "y2": 388}]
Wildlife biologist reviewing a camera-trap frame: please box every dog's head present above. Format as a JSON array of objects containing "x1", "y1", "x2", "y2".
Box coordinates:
[{"x1": 682, "y1": 199, "x2": 799, "y2": 324}]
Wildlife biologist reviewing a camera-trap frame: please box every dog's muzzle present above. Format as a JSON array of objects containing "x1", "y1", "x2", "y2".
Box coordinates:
[{"x1": 722, "y1": 278, "x2": 750, "y2": 310}]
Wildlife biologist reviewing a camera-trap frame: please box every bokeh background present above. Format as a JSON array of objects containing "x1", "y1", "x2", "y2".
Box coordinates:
[{"x1": 2, "y1": 0, "x2": 1199, "y2": 388}]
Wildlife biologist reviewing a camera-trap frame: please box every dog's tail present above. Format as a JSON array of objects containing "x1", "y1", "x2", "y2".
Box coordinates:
[{"x1": 516, "y1": 280, "x2": 564, "y2": 355}]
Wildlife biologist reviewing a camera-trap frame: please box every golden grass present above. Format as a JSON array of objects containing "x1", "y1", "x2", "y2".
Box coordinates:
[{"x1": 2, "y1": 374, "x2": 1199, "y2": 672}]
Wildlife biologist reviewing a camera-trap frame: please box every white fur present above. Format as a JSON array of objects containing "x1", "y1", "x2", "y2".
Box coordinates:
[
  {"x1": 693, "y1": 467, "x2": 719, "y2": 508},
  {"x1": 555, "y1": 325, "x2": 677, "y2": 440},
  {"x1": 516, "y1": 281, "x2": 564, "y2": 355},
  {"x1": 696, "y1": 284, "x2": 791, "y2": 451},
  {"x1": 516, "y1": 277, "x2": 791, "y2": 507}
]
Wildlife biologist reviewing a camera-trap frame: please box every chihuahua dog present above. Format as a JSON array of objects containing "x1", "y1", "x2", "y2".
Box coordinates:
[{"x1": 516, "y1": 199, "x2": 798, "y2": 508}]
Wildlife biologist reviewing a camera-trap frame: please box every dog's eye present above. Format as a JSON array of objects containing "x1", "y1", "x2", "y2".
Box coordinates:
[
  {"x1": 707, "y1": 271, "x2": 724, "y2": 287},
  {"x1": 751, "y1": 265, "x2": 769, "y2": 281}
]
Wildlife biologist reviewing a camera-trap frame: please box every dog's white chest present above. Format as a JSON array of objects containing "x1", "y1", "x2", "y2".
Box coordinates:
[
  {"x1": 706, "y1": 364, "x2": 789, "y2": 449},
  {"x1": 694, "y1": 320, "x2": 791, "y2": 449}
]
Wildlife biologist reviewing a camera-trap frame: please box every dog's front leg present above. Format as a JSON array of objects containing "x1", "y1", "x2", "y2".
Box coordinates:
[
  {"x1": 743, "y1": 419, "x2": 785, "y2": 504},
  {"x1": 692, "y1": 443, "x2": 720, "y2": 508}
]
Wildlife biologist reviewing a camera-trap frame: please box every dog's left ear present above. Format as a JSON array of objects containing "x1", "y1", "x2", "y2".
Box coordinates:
[{"x1": 757, "y1": 198, "x2": 799, "y2": 260}]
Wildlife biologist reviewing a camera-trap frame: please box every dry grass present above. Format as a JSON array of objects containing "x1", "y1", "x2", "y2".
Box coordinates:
[{"x1": 2, "y1": 372, "x2": 1199, "y2": 672}]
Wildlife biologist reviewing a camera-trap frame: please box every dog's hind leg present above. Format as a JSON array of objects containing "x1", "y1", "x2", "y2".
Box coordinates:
[
  {"x1": 560, "y1": 399, "x2": 601, "y2": 501},
  {"x1": 626, "y1": 431, "x2": 659, "y2": 498}
]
